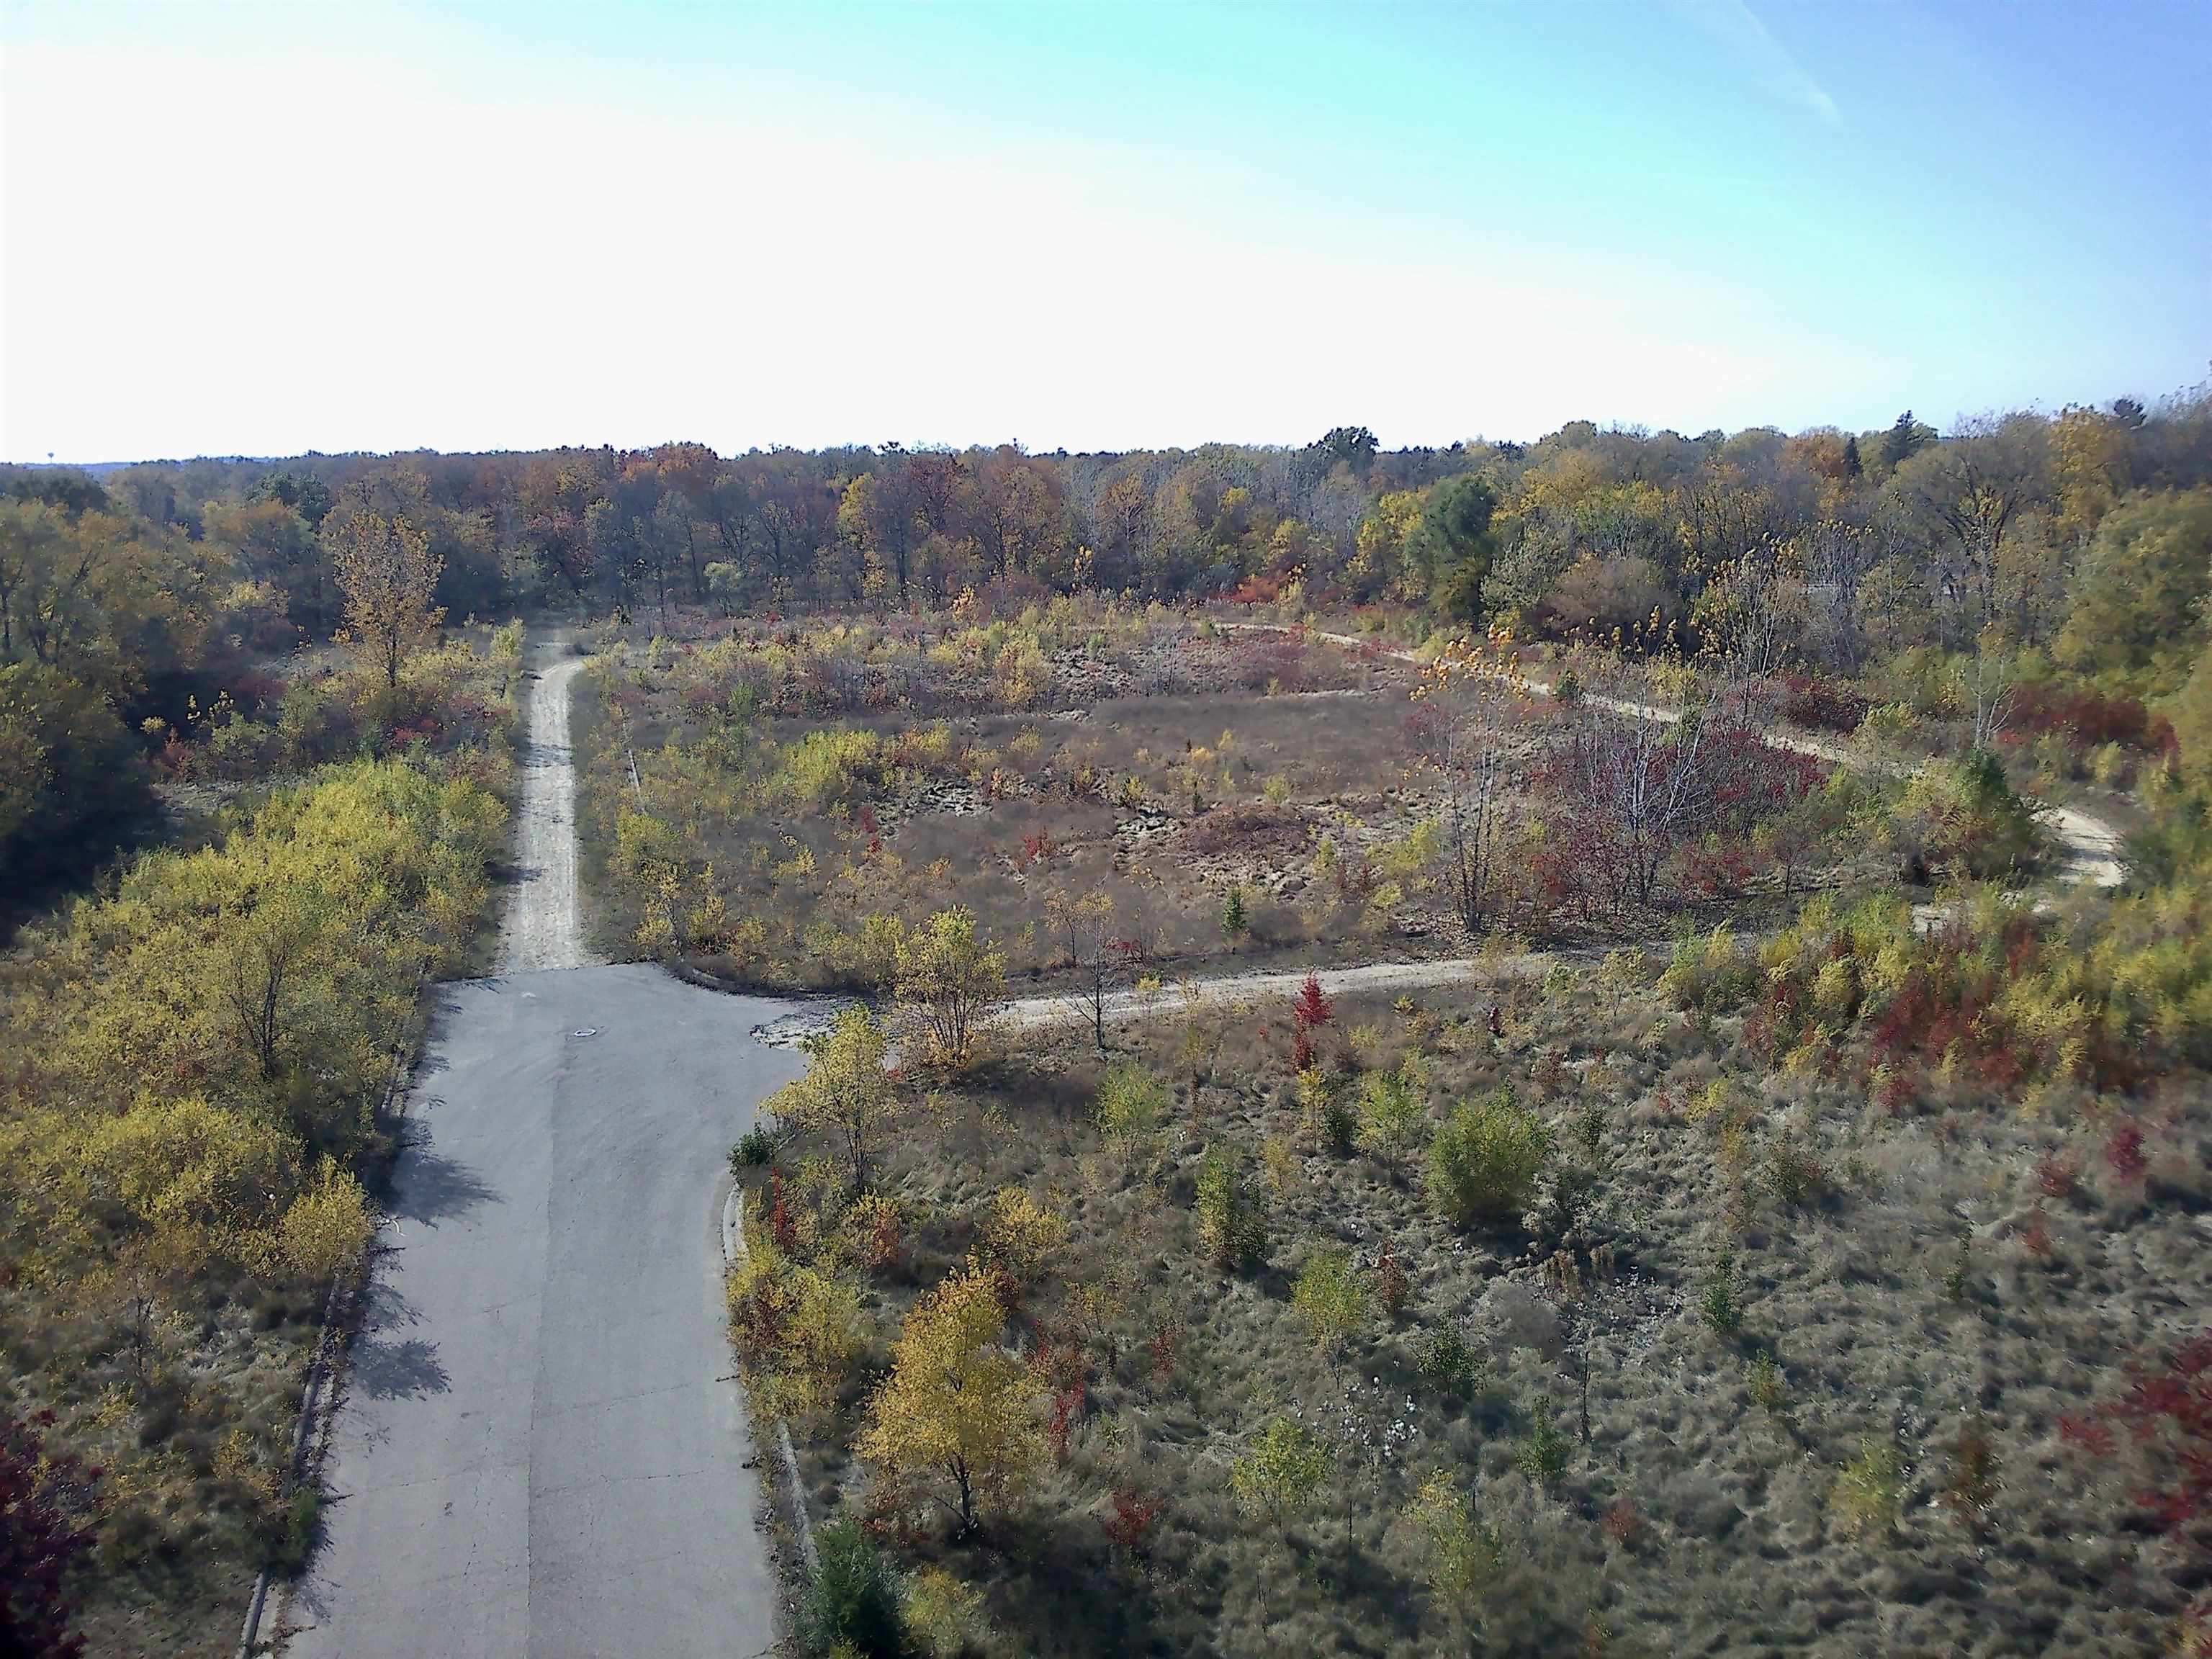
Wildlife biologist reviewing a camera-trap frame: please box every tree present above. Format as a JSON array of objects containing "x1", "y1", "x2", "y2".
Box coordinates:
[
  {"x1": 1879, "y1": 410, "x2": 1933, "y2": 472},
  {"x1": 2056, "y1": 488, "x2": 2212, "y2": 696},
  {"x1": 766, "y1": 1006, "x2": 896, "y2": 1190},
  {"x1": 1046, "y1": 884, "x2": 1137, "y2": 1051},
  {"x1": 0, "y1": 1411, "x2": 94, "y2": 1659},
  {"x1": 1408, "y1": 651, "x2": 1523, "y2": 932},
  {"x1": 223, "y1": 887, "x2": 320, "y2": 1082},
  {"x1": 325, "y1": 495, "x2": 444, "y2": 687},
  {"x1": 894, "y1": 907, "x2": 1007, "y2": 1070},
  {"x1": 273, "y1": 1161, "x2": 377, "y2": 1286},
  {"x1": 1313, "y1": 426, "x2": 1380, "y2": 472},
  {"x1": 1412, "y1": 473, "x2": 1500, "y2": 620},
  {"x1": 857, "y1": 1264, "x2": 1044, "y2": 1536}
]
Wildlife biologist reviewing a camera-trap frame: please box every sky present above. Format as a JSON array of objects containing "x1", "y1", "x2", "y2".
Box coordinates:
[{"x1": 1, "y1": 0, "x2": 2206, "y2": 463}]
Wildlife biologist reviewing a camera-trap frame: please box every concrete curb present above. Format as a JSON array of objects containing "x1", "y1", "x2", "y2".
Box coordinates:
[{"x1": 721, "y1": 1177, "x2": 820, "y2": 1578}]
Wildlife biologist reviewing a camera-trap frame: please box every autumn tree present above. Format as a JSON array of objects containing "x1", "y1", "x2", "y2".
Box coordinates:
[
  {"x1": 1407, "y1": 647, "x2": 1525, "y2": 932},
  {"x1": 765, "y1": 1006, "x2": 896, "y2": 1191},
  {"x1": 857, "y1": 1264, "x2": 1044, "y2": 1536},
  {"x1": 325, "y1": 493, "x2": 444, "y2": 686},
  {"x1": 895, "y1": 907, "x2": 1007, "y2": 1070}
]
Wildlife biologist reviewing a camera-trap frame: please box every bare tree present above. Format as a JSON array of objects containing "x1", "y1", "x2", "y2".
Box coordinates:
[{"x1": 1046, "y1": 884, "x2": 1140, "y2": 1051}]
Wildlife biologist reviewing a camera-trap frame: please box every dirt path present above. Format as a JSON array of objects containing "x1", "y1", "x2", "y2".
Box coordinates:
[{"x1": 498, "y1": 645, "x2": 596, "y2": 974}]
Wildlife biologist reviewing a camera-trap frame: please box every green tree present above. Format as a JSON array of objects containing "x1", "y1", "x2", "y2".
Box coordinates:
[
  {"x1": 2056, "y1": 488, "x2": 2212, "y2": 696},
  {"x1": 895, "y1": 907, "x2": 1007, "y2": 1070},
  {"x1": 1231, "y1": 1417, "x2": 1331, "y2": 1530}
]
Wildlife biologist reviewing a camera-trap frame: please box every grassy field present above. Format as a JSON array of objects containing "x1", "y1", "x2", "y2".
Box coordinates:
[{"x1": 742, "y1": 910, "x2": 2212, "y2": 1657}]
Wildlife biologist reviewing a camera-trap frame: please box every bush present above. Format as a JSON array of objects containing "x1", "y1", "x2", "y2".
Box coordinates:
[
  {"x1": 1516, "y1": 1410, "x2": 1570, "y2": 1486},
  {"x1": 806, "y1": 1517, "x2": 904, "y2": 1658},
  {"x1": 1096, "y1": 1061, "x2": 1169, "y2": 1151},
  {"x1": 1418, "y1": 1323, "x2": 1483, "y2": 1397},
  {"x1": 1290, "y1": 1246, "x2": 1370, "y2": 1356},
  {"x1": 1425, "y1": 1089, "x2": 1550, "y2": 1229},
  {"x1": 1887, "y1": 751, "x2": 2043, "y2": 881},
  {"x1": 1830, "y1": 1438, "x2": 1904, "y2": 1542},
  {"x1": 731, "y1": 1124, "x2": 779, "y2": 1171},
  {"x1": 1195, "y1": 1147, "x2": 1267, "y2": 1273},
  {"x1": 1355, "y1": 1058, "x2": 1430, "y2": 1166},
  {"x1": 1231, "y1": 1418, "x2": 1330, "y2": 1528}
]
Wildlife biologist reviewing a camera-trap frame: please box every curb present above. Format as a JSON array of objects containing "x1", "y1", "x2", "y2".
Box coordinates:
[{"x1": 722, "y1": 1177, "x2": 821, "y2": 1577}]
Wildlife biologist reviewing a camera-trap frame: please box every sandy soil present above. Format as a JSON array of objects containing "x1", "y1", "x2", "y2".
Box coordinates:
[{"x1": 498, "y1": 643, "x2": 598, "y2": 974}]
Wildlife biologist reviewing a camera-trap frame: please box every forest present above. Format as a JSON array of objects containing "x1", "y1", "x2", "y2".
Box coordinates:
[{"x1": 7, "y1": 383, "x2": 2212, "y2": 1655}]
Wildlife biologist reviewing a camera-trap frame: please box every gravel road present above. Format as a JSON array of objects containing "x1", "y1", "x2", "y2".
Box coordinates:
[{"x1": 499, "y1": 648, "x2": 593, "y2": 974}]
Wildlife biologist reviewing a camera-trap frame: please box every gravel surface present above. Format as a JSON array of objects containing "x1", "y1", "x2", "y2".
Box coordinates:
[{"x1": 499, "y1": 646, "x2": 595, "y2": 974}]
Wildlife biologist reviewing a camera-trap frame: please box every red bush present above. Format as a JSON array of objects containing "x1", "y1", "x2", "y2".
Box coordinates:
[
  {"x1": 0, "y1": 1411, "x2": 95, "y2": 1659},
  {"x1": 1102, "y1": 1487, "x2": 1163, "y2": 1555},
  {"x1": 1779, "y1": 673, "x2": 1869, "y2": 734}
]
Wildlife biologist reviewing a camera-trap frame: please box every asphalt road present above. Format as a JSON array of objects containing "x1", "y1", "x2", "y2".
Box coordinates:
[
  {"x1": 288, "y1": 647, "x2": 807, "y2": 1658},
  {"x1": 287, "y1": 967, "x2": 807, "y2": 1659}
]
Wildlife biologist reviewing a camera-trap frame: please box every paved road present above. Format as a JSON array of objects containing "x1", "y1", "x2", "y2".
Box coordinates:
[{"x1": 287, "y1": 652, "x2": 806, "y2": 1658}]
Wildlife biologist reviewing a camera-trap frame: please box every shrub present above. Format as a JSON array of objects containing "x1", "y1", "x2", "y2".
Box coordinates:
[
  {"x1": 1195, "y1": 1147, "x2": 1267, "y2": 1273},
  {"x1": 1298, "y1": 1066, "x2": 1356, "y2": 1155},
  {"x1": 1231, "y1": 1418, "x2": 1331, "y2": 1529},
  {"x1": 902, "y1": 1565, "x2": 985, "y2": 1658},
  {"x1": 1699, "y1": 1256, "x2": 1743, "y2": 1338},
  {"x1": 1355, "y1": 1058, "x2": 1430, "y2": 1166},
  {"x1": 1418, "y1": 1323, "x2": 1483, "y2": 1397},
  {"x1": 1096, "y1": 1061, "x2": 1169, "y2": 1153},
  {"x1": 1887, "y1": 751, "x2": 2043, "y2": 881},
  {"x1": 984, "y1": 1188, "x2": 1068, "y2": 1285},
  {"x1": 1748, "y1": 1351, "x2": 1785, "y2": 1412},
  {"x1": 1516, "y1": 1409, "x2": 1570, "y2": 1486},
  {"x1": 1290, "y1": 1246, "x2": 1370, "y2": 1357},
  {"x1": 1830, "y1": 1437, "x2": 1904, "y2": 1542},
  {"x1": 731, "y1": 1124, "x2": 779, "y2": 1171},
  {"x1": 1425, "y1": 1088, "x2": 1550, "y2": 1229},
  {"x1": 1101, "y1": 1487, "x2": 1163, "y2": 1557},
  {"x1": 806, "y1": 1517, "x2": 904, "y2": 1657},
  {"x1": 0, "y1": 1411, "x2": 94, "y2": 1655},
  {"x1": 1403, "y1": 1470, "x2": 1498, "y2": 1606}
]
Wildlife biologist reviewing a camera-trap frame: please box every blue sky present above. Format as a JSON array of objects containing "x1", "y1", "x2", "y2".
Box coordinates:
[{"x1": 2, "y1": 0, "x2": 2206, "y2": 461}]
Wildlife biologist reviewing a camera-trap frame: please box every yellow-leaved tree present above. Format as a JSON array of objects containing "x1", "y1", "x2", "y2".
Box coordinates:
[
  {"x1": 856, "y1": 1264, "x2": 1044, "y2": 1536},
  {"x1": 894, "y1": 906, "x2": 1007, "y2": 1070},
  {"x1": 325, "y1": 495, "x2": 444, "y2": 687},
  {"x1": 764, "y1": 1005, "x2": 896, "y2": 1191}
]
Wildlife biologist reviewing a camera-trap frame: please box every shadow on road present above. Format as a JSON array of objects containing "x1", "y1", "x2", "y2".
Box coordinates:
[
  {"x1": 387, "y1": 1132, "x2": 499, "y2": 1226},
  {"x1": 352, "y1": 1336, "x2": 451, "y2": 1401}
]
